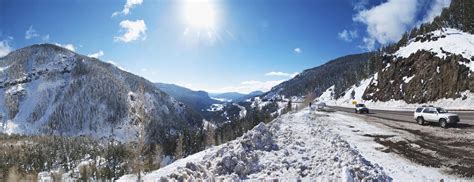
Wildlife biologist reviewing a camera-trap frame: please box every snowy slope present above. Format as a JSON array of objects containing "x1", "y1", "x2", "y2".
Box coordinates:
[
  {"x1": 119, "y1": 108, "x2": 390, "y2": 181},
  {"x1": 395, "y1": 28, "x2": 474, "y2": 72},
  {"x1": 0, "y1": 44, "x2": 202, "y2": 143},
  {"x1": 395, "y1": 28, "x2": 474, "y2": 60}
]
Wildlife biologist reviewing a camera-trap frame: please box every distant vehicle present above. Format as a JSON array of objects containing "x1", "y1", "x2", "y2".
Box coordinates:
[
  {"x1": 414, "y1": 106, "x2": 460, "y2": 128},
  {"x1": 355, "y1": 104, "x2": 369, "y2": 114},
  {"x1": 316, "y1": 102, "x2": 326, "y2": 109}
]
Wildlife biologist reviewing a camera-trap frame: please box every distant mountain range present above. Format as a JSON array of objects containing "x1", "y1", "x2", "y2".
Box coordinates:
[
  {"x1": 155, "y1": 83, "x2": 219, "y2": 112},
  {"x1": 210, "y1": 91, "x2": 264, "y2": 102},
  {"x1": 155, "y1": 83, "x2": 264, "y2": 124}
]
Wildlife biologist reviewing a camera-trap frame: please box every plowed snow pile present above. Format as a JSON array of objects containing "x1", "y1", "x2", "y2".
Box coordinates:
[{"x1": 119, "y1": 108, "x2": 390, "y2": 181}]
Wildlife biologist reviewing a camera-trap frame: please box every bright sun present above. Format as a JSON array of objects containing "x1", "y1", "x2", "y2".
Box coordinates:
[{"x1": 184, "y1": 0, "x2": 216, "y2": 29}]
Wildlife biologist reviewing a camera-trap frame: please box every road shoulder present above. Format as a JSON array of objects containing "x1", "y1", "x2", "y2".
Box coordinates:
[{"x1": 329, "y1": 111, "x2": 474, "y2": 180}]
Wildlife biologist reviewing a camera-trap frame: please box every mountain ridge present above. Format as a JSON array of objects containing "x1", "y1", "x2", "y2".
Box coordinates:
[
  {"x1": 263, "y1": 0, "x2": 473, "y2": 105},
  {"x1": 0, "y1": 43, "x2": 205, "y2": 155}
]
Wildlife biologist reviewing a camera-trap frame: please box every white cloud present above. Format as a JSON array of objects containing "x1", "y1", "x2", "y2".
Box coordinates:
[
  {"x1": 87, "y1": 50, "x2": 104, "y2": 58},
  {"x1": 25, "y1": 26, "x2": 39, "y2": 39},
  {"x1": 338, "y1": 29, "x2": 358, "y2": 42},
  {"x1": 42, "y1": 34, "x2": 50, "y2": 41},
  {"x1": 0, "y1": 40, "x2": 12, "y2": 57},
  {"x1": 112, "y1": 0, "x2": 143, "y2": 17},
  {"x1": 205, "y1": 71, "x2": 299, "y2": 93},
  {"x1": 265, "y1": 71, "x2": 299, "y2": 78},
  {"x1": 419, "y1": 0, "x2": 451, "y2": 24},
  {"x1": 54, "y1": 43, "x2": 76, "y2": 52},
  {"x1": 294, "y1": 47, "x2": 302, "y2": 54},
  {"x1": 353, "y1": 0, "x2": 451, "y2": 50},
  {"x1": 213, "y1": 80, "x2": 284, "y2": 94},
  {"x1": 354, "y1": 0, "x2": 418, "y2": 49},
  {"x1": 114, "y1": 20, "x2": 147, "y2": 43},
  {"x1": 360, "y1": 37, "x2": 376, "y2": 51}
]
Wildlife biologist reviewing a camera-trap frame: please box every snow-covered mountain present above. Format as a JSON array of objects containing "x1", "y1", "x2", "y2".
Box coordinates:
[
  {"x1": 264, "y1": 0, "x2": 474, "y2": 108},
  {"x1": 209, "y1": 92, "x2": 245, "y2": 102},
  {"x1": 262, "y1": 53, "x2": 374, "y2": 100},
  {"x1": 0, "y1": 44, "x2": 203, "y2": 148},
  {"x1": 361, "y1": 0, "x2": 474, "y2": 104}
]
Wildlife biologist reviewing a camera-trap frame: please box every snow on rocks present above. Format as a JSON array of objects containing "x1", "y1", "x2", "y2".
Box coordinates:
[
  {"x1": 394, "y1": 28, "x2": 474, "y2": 72},
  {"x1": 402, "y1": 75, "x2": 414, "y2": 84},
  {"x1": 395, "y1": 28, "x2": 474, "y2": 60},
  {"x1": 207, "y1": 103, "x2": 224, "y2": 112},
  {"x1": 119, "y1": 108, "x2": 391, "y2": 181},
  {"x1": 317, "y1": 74, "x2": 474, "y2": 110},
  {"x1": 325, "y1": 90, "x2": 474, "y2": 111},
  {"x1": 233, "y1": 103, "x2": 247, "y2": 119}
]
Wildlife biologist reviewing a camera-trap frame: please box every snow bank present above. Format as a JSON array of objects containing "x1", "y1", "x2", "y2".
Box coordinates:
[{"x1": 119, "y1": 109, "x2": 390, "y2": 181}]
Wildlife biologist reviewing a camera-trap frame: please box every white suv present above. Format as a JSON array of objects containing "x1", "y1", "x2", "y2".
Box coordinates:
[
  {"x1": 414, "y1": 106, "x2": 460, "y2": 128},
  {"x1": 355, "y1": 104, "x2": 369, "y2": 114}
]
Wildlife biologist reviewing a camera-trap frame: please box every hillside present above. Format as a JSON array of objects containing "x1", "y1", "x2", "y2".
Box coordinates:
[
  {"x1": 361, "y1": 0, "x2": 474, "y2": 104},
  {"x1": 0, "y1": 44, "x2": 204, "y2": 154},
  {"x1": 155, "y1": 83, "x2": 219, "y2": 112},
  {"x1": 266, "y1": 0, "x2": 473, "y2": 107},
  {"x1": 263, "y1": 53, "x2": 374, "y2": 100}
]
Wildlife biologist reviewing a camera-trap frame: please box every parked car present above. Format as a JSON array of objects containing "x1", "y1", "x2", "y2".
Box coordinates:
[
  {"x1": 355, "y1": 104, "x2": 369, "y2": 114},
  {"x1": 414, "y1": 106, "x2": 460, "y2": 128}
]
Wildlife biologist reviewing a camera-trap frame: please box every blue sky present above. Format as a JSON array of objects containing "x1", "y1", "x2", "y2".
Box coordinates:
[{"x1": 0, "y1": 0, "x2": 450, "y2": 93}]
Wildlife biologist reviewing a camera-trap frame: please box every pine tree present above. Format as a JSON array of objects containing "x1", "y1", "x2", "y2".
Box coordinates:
[{"x1": 174, "y1": 134, "x2": 185, "y2": 160}]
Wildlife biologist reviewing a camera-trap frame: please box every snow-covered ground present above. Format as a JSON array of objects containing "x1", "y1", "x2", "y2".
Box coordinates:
[
  {"x1": 38, "y1": 155, "x2": 107, "y2": 182},
  {"x1": 207, "y1": 103, "x2": 224, "y2": 112},
  {"x1": 119, "y1": 107, "x2": 465, "y2": 181},
  {"x1": 122, "y1": 107, "x2": 443, "y2": 181},
  {"x1": 328, "y1": 113, "x2": 464, "y2": 181}
]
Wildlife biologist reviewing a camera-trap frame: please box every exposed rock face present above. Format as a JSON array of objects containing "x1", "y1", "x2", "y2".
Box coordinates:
[
  {"x1": 0, "y1": 44, "x2": 203, "y2": 154},
  {"x1": 361, "y1": 0, "x2": 474, "y2": 103},
  {"x1": 364, "y1": 52, "x2": 473, "y2": 103}
]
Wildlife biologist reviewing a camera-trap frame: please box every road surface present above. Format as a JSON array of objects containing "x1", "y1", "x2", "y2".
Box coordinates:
[{"x1": 329, "y1": 106, "x2": 474, "y2": 127}]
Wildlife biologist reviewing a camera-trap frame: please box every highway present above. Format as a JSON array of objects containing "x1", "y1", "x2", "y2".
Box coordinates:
[{"x1": 329, "y1": 106, "x2": 474, "y2": 127}]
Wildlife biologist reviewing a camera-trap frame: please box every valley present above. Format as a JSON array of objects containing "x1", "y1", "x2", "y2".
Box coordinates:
[{"x1": 1, "y1": 0, "x2": 474, "y2": 181}]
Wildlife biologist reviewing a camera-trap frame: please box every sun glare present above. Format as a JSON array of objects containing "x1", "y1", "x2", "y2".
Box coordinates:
[{"x1": 184, "y1": 0, "x2": 216, "y2": 29}]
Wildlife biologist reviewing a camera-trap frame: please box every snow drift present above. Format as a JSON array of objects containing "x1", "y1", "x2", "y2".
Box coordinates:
[{"x1": 119, "y1": 108, "x2": 391, "y2": 181}]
